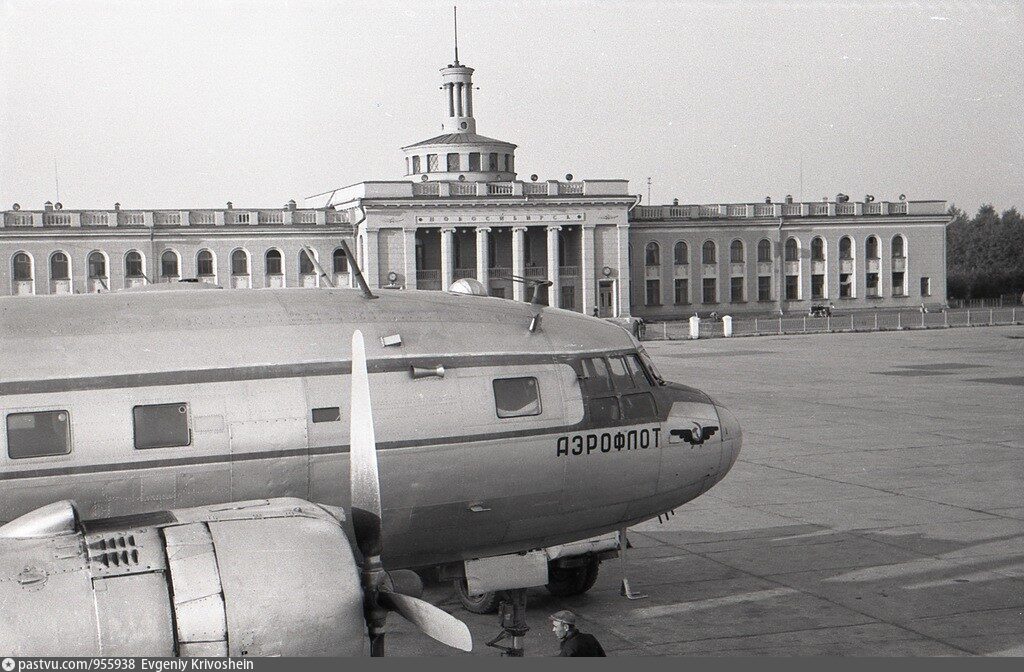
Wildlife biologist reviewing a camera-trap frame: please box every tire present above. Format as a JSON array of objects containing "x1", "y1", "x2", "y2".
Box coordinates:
[
  {"x1": 454, "y1": 579, "x2": 501, "y2": 614},
  {"x1": 545, "y1": 559, "x2": 600, "y2": 597}
]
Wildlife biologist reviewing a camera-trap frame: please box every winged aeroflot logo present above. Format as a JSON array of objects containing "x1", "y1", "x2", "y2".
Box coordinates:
[{"x1": 670, "y1": 422, "x2": 719, "y2": 446}]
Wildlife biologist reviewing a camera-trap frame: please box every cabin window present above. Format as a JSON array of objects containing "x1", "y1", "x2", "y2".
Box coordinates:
[
  {"x1": 7, "y1": 410, "x2": 71, "y2": 459},
  {"x1": 493, "y1": 377, "x2": 542, "y2": 418},
  {"x1": 133, "y1": 403, "x2": 191, "y2": 450},
  {"x1": 621, "y1": 393, "x2": 657, "y2": 420},
  {"x1": 312, "y1": 407, "x2": 341, "y2": 423},
  {"x1": 580, "y1": 357, "x2": 614, "y2": 394}
]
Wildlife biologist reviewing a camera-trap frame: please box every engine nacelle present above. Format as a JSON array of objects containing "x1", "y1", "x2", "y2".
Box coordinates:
[{"x1": 0, "y1": 498, "x2": 366, "y2": 656}]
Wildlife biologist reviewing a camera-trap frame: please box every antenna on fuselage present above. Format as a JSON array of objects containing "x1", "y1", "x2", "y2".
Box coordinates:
[
  {"x1": 300, "y1": 245, "x2": 335, "y2": 288},
  {"x1": 340, "y1": 239, "x2": 377, "y2": 300}
]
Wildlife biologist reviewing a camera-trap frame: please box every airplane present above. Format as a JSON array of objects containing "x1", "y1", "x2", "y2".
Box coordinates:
[{"x1": 0, "y1": 267, "x2": 742, "y2": 656}]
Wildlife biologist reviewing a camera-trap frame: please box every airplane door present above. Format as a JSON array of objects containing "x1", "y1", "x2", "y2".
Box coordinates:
[{"x1": 598, "y1": 281, "x2": 614, "y2": 317}]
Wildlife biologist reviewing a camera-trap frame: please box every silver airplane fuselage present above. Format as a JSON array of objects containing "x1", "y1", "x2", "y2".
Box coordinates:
[{"x1": 0, "y1": 286, "x2": 741, "y2": 568}]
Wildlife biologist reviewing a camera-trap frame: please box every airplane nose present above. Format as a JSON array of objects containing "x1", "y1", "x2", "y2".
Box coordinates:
[{"x1": 715, "y1": 403, "x2": 742, "y2": 473}]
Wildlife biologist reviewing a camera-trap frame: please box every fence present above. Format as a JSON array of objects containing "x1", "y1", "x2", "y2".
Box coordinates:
[{"x1": 647, "y1": 307, "x2": 1022, "y2": 341}]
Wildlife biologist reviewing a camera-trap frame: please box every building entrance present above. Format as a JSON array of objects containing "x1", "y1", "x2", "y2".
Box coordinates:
[{"x1": 598, "y1": 280, "x2": 615, "y2": 317}]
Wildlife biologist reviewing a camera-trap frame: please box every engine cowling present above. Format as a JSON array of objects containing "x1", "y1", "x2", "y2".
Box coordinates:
[{"x1": 0, "y1": 498, "x2": 366, "y2": 656}]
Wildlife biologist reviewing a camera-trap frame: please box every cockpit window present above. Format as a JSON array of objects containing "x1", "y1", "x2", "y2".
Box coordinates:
[
  {"x1": 634, "y1": 346, "x2": 665, "y2": 385},
  {"x1": 493, "y1": 377, "x2": 542, "y2": 418},
  {"x1": 625, "y1": 354, "x2": 653, "y2": 387},
  {"x1": 7, "y1": 410, "x2": 71, "y2": 459},
  {"x1": 581, "y1": 357, "x2": 613, "y2": 394},
  {"x1": 608, "y1": 356, "x2": 635, "y2": 390}
]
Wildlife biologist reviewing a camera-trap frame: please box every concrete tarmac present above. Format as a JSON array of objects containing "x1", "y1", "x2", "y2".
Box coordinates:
[{"x1": 391, "y1": 325, "x2": 1024, "y2": 656}]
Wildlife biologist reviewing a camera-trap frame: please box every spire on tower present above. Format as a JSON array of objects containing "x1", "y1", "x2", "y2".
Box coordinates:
[{"x1": 453, "y1": 6, "x2": 460, "y2": 65}]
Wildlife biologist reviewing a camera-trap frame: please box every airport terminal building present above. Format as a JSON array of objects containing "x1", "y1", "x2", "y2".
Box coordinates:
[{"x1": 0, "y1": 56, "x2": 950, "y2": 318}]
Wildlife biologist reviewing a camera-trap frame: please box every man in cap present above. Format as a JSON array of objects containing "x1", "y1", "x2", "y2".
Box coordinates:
[{"x1": 549, "y1": 610, "x2": 606, "y2": 657}]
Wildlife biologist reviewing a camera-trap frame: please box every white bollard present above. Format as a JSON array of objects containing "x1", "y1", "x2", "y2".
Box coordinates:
[
  {"x1": 689, "y1": 315, "x2": 700, "y2": 340},
  {"x1": 723, "y1": 315, "x2": 733, "y2": 337}
]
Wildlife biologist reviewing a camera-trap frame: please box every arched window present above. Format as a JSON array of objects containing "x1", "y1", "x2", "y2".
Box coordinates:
[
  {"x1": 866, "y1": 236, "x2": 879, "y2": 260},
  {"x1": 891, "y1": 235, "x2": 905, "y2": 258},
  {"x1": 729, "y1": 240, "x2": 744, "y2": 263},
  {"x1": 299, "y1": 249, "x2": 315, "y2": 275},
  {"x1": 701, "y1": 241, "x2": 716, "y2": 264},
  {"x1": 784, "y1": 238, "x2": 799, "y2": 262},
  {"x1": 811, "y1": 237, "x2": 825, "y2": 262},
  {"x1": 197, "y1": 250, "x2": 214, "y2": 276},
  {"x1": 757, "y1": 239, "x2": 772, "y2": 263},
  {"x1": 125, "y1": 251, "x2": 144, "y2": 278},
  {"x1": 88, "y1": 252, "x2": 107, "y2": 278},
  {"x1": 839, "y1": 236, "x2": 853, "y2": 260},
  {"x1": 673, "y1": 241, "x2": 688, "y2": 265},
  {"x1": 265, "y1": 249, "x2": 283, "y2": 275},
  {"x1": 12, "y1": 253, "x2": 32, "y2": 281},
  {"x1": 333, "y1": 248, "x2": 348, "y2": 274},
  {"x1": 160, "y1": 250, "x2": 179, "y2": 278},
  {"x1": 231, "y1": 249, "x2": 249, "y2": 275},
  {"x1": 645, "y1": 242, "x2": 660, "y2": 267},
  {"x1": 50, "y1": 252, "x2": 69, "y2": 280}
]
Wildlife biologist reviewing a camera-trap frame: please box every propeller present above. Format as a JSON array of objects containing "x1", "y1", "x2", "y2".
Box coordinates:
[{"x1": 348, "y1": 330, "x2": 473, "y2": 656}]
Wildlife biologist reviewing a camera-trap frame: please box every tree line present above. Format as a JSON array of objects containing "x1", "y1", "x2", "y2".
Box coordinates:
[{"x1": 946, "y1": 204, "x2": 1024, "y2": 300}]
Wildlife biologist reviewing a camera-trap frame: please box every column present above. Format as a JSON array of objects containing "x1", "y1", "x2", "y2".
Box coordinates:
[
  {"x1": 403, "y1": 228, "x2": 417, "y2": 289},
  {"x1": 475, "y1": 227, "x2": 491, "y2": 289},
  {"x1": 616, "y1": 224, "x2": 631, "y2": 317},
  {"x1": 581, "y1": 224, "x2": 596, "y2": 316},
  {"x1": 512, "y1": 226, "x2": 527, "y2": 302},
  {"x1": 364, "y1": 230, "x2": 380, "y2": 289},
  {"x1": 546, "y1": 225, "x2": 561, "y2": 308},
  {"x1": 447, "y1": 84, "x2": 454, "y2": 117},
  {"x1": 440, "y1": 227, "x2": 455, "y2": 291}
]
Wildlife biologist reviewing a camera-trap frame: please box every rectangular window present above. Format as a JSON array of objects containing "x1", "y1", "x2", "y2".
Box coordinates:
[
  {"x1": 411, "y1": 156, "x2": 421, "y2": 174},
  {"x1": 702, "y1": 278, "x2": 716, "y2": 304},
  {"x1": 503, "y1": 154, "x2": 510, "y2": 171},
  {"x1": 447, "y1": 153, "x2": 460, "y2": 172},
  {"x1": 493, "y1": 377, "x2": 541, "y2": 418},
  {"x1": 621, "y1": 392, "x2": 657, "y2": 420},
  {"x1": 811, "y1": 274, "x2": 825, "y2": 299},
  {"x1": 730, "y1": 277, "x2": 744, "y2": 303},
  {"x1": 312, "y1": 407, "x2": 341, "y2": 423},
  {"x1": 581, "y1": 357, "x2": 614, "y2": 395},
  {"x1": 468, "y1": 153, "x2": 481, "y2": 171},
  {"x1": 490, "y1": 287, "x2": 506, "y2": 299},
  {"x1": 198, "y1": 256, "x2": 214, "y2": 276},
  {"x1": 892, "y1": 272, "x2": 905, "y2": 296},
  {"x1": 866, "y1": 273, "x2": 879, "y2": 297},
  {"x1": 427, "y1": 154, "x2": 439, "y2": 171},
  {"x1": 560, "y1": 285, "x2": 575, "y2": 310},
  {"x1": 785, "y1": 275, "x2": 799, "y2": 300},
  {"x1": 645, "y1": 279, "x2": 660, "y2": 306},
  {"x1": 607, "y1": 356, "x2": 635, "y2": 390},
  {"x1": 489, "y1": 153, "x2": 498, "y2": 171},
  {"x1": 920, "y1": 277, "x2": 931, "y2": 297},
  {"x1": 840, "y1": 273, "x2": 852, "y2": 298},
  {"x1": 588, "y1": 396, "x2": 620, "y2": 422},
  {"x1": 7, "y1": 410, "x2": 71, "y2": 459},
  {"x1": 674, "y1": 278, "x2": 689, "y2": 305},
  {"x1": 758, "y1": 276, "x2": 771, "y2": 301},
  {"x1": 133, "y1": 403, "x2": 191, "y2": 450}
]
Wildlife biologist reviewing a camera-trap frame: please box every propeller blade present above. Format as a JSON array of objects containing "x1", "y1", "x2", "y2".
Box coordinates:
[
  {"x1": 349, "y1": 329, "x2": 382, "y2": 560},
  {"x1": 378, "y1": 591, "x2": 473, "y2": 652}
]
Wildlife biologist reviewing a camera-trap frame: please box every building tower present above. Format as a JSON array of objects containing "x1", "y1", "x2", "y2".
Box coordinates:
[{"x1": 401, "y1": 13, "x2": 517, "y2": 183}]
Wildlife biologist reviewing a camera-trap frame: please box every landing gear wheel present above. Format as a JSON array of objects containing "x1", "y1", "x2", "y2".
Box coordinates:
[
  {"x1": 454, "y1": 579, "x2": 502, "y2": 614},
  {"x1": 545, "y1": 559, "x2": 600, "y2": 597}
]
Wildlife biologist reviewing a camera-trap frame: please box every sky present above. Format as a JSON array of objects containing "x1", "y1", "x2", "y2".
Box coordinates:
[{"x1": 1, "y1": 0, "x2": 1021, "y2": 212}]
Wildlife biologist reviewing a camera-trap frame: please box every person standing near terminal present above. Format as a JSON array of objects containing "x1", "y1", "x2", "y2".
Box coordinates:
[{"x1": 550, "y1": 610, "x2": 606, "y2": 657}]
